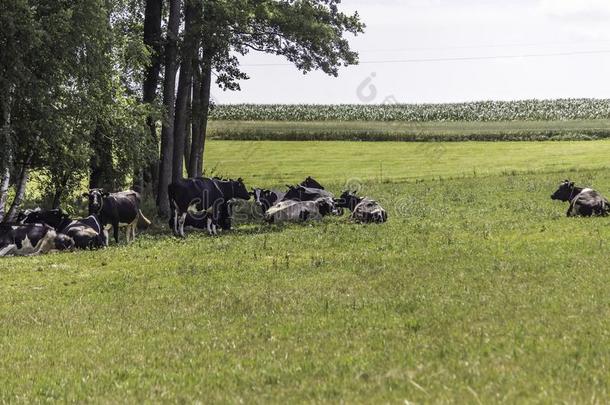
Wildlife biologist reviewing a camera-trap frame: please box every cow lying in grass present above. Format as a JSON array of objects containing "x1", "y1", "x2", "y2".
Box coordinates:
[
  {"x1": 265, "y1": 197, "x2": 339, "y2": 223},
  {"x1": 551, "y1": 179, "x2": 609, "y2": 217},
  {"x1": 19, "y1": 208, "x2": 106, "y2": 249},
  {"x1": 0, "y1": 223, "x2": 74, "y2": 257},
  {"x1": 336, "y1": 191, "x2": 387, "y2": 223}
]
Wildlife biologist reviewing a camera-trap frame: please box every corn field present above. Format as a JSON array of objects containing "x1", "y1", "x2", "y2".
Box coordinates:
[{"x1": 209, "y1": 99, "x2": 610, "y2": 122}]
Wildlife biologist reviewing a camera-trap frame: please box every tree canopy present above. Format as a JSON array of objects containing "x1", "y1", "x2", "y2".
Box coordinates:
[{"x1": 0, "y1": 0, "x2": 364, "y2": 220}]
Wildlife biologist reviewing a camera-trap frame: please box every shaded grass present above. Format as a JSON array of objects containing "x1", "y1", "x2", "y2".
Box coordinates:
[
  {"x1": 3, "y1": 141, "x2": 610, "y2": 402},
  {"x1": 208, "y1": 119, "x2": 610, "y2": 142}
]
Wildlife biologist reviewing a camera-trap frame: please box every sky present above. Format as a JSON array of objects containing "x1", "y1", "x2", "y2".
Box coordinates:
[{"x1": 211, "y1": 0, "x2": 610, "y2": 104}]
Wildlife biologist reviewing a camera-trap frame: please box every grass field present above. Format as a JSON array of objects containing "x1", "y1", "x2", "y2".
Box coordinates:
[
  {"x1": 3, "y1": 140, "x2": 610, "y2": 402},
  {"x1": 208, "y1": 119, "x2": 610, "y2": 141}
]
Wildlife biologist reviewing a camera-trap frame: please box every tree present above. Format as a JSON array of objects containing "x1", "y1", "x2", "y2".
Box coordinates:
[
  {"x1": 157, "y1": 0, "x2": 182, "y2": 216},
  {"x1": 185, "y1": 0, "x2": 365, "y2": 176}
]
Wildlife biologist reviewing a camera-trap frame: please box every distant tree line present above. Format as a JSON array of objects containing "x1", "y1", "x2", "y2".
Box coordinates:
[{"x1": 0, "y1": 0, "x2": 363, "y2": 220}]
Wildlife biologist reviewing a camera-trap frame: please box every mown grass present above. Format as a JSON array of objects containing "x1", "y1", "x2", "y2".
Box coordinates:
[
  {"x1": 3, "y1": 141, "x2": 610, "y2": 402},
  {"x1": 208, "y1": 119, "x2": 610, "y2": 141},
  {"x1": 204, "y1": 139, "x2": 610, "y2": 186}
]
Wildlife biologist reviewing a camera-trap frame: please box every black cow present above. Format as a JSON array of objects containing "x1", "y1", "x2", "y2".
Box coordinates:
[
  {"x1": 551, "y1": 179, "x2": 609, "y2": 217},
  {"x1": 0, "y1": 223, "x2": 74, "y2": 257},
  {"x1": 84, "y1": 189, "x2": 151, "y2": 244},
  {"x1": 251, "y1": 188, "x2": 286, "y2": 214},
  {"x1": 282, "y1": 185, "x2": 334, "y2": 202},
  {"x1": 336, "y1": 191, "x2": 388, "y2": 223},
  {"x1": 300, "y1": 176, "x2": 325, "y2": 190},
  {"x1": 168, "y1": 177, "x2": 250, "y2": 237},
  {"x1": 19, "y1": 208, "x2": 107, "y2": 249}
]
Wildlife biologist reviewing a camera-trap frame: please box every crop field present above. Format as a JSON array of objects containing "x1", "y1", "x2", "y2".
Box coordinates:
[
  {"x1": 208, "y1": 101, "x2": 610, "y2": 141},
  {"x1": 2, "y1": 140, "x2": 610, "y2": 402}
]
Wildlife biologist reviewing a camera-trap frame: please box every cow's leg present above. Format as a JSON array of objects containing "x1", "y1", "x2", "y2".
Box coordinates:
[
  {"x1": 125, "y1": 224, "x2": 132, "y2": 243},
  {"x1": 179, "y1": 213, "x2": 187, "y2": 237},
  {"x1": 173, "y1": 209, "x2": 179, "y2": 236},
  {"x1": 131, "y1": 220, "x2": 137, "y2": 241},
  {"x1": 113, "y1": 223, "x2": 120, "y2": 244},
  {"x1": 0, "y1": 245, "x2": 16, "y2": 257}
]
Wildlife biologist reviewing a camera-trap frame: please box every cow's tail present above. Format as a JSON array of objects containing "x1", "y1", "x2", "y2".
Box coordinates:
[{"x1": 138, "y1": 210, "x2": 152, "y2": 227}]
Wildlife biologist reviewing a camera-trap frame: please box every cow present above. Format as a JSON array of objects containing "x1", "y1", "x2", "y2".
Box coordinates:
[
  {"x1": 300, "y1": 176, "x2": 325, "y2": 190},
  {"x1": 264, "y1": 197, "x2": 339, "y2": 223},
  {"x1": 0, "y1": 223, "x2": 74, "y2": 257},
  {"x1": 83, "y1": 189, "x2": 151, "y2": 245},
  {"x1": 251, "y1": 188, "x2": 286, "y2": 214},
  {"x1": 282, "y1": 185, "x2": 334, "y2": 202},
  {"x1": 551, "y1": 179, "x2": 610, "y2": 217},
  {"x1": 336, "y1": 191, "x2": 388, "y2": 223},
  {"x1": 168, "y1": 177, "x2": 250, "y2": 237},
  {"x1": 167, "y1": 200, "x2": 233, "y2": 233},
  {"x1": 19, "y1": 208, "x2": 107, "y2": 249}
]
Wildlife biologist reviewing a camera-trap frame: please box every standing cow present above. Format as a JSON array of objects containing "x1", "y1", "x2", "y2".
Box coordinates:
[
  {"x1": 83, "y1": 189, "x2": 151, "y2": 244},
  {"x1": 551, "y1": 179, "x2": 609, "y2": 217},
  {"x1": 168, "y1": 177, "x2": 250, "y2": 237}
]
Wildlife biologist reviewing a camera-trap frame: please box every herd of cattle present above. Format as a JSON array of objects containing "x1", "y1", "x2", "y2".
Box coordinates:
[
  {"x1": 0, "y1": 177, "x2": 387, "y2": 257},
  {"x1": 1, "y1": 177, "x2": 606, "y2": 258}
]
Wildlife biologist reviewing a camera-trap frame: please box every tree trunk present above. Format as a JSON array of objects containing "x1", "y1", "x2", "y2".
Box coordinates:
[
  {"x1": 138, "y1": 0, "x2": 163, "y2": 197},
  {"x1": 188, "y1": 55, "x2": 212, "y2": 178},
  {"x1": 196, "y1": 58, "x2": 213, "y2": 177},
  {"x1": 5, "y1": 159, "x2": 31, "y2": 223},
  {"x1": 89, "y1": 125, "x2": 114, "y2": 190},
  {"x1": 172, "y1": 0, "x2": 199, "y2": 183},
  {"x1": 0, "y1": 167, "x2": 9, "y2": 223},
  {"x1": 188, "y1": 63, "x2": 202, "y2": 178},
  {"x1": 0, "y1": 92, "x2": 11, "y2": 222},
  {"x1": 184, "y1": 83, "x2": 192, "y2": 172},
  {"x1": 156, "y1": 0, "x2": 181, "y2": 217}
]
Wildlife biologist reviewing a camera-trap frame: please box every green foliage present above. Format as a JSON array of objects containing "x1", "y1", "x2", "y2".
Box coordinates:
[
  {"x1": 209, "y1": 99, "x2": 610, "y2": 122},
  {"x1": 2, "y1": 143, "x2": 610, "y2": 401}
]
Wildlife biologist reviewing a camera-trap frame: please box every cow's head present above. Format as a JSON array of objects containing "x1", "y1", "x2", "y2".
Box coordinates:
[
  {"x1": 20, "y1": 208, "x2": 69, "y2": 229},
  {"x1": 54, "y1": 233, "x2": 75, "y2": 251},
  {"x1": 232, "y1": 178, "x2": 251, "y2": 201},
  {"x1": 315, "y1": 197, "x2": 340, "y2": 217},
  {"x1": 83, "y1": 189, "x2": 110, "y2": 214},
  {"x1": 551, "y1": 180, "x2": 575, "y2": 201},
  {"x1": 335, "y1": 190, "x2": 362, "y2": 212}
]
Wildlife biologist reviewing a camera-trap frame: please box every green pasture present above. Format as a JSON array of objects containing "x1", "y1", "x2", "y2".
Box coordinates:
[{"x1": 2, "y1": 140, "x2": 610, "y2": 402}]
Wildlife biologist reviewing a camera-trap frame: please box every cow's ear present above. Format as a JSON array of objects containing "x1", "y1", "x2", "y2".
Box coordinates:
[
  {"x1": 569, "y1": 182, "x2": 575, "y2": 188},
  {"x1": 237, "y1": 177, "x2": 243, "y2": 183}
]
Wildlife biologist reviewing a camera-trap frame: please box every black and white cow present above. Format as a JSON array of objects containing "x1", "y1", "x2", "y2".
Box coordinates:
[
  {"x1": 251, "y1": 188, "x2": 286, "y2": 214},
  {"x1": 19, "y1": 208, "x2": 107, "y2": 249},
  {"x1": 551, "y1": 179, "x2": 610, "y2": 217},
  {"x1": 84, "y1": 189, "x2": 151, "y2": 244},
  {"x1": 282, "y1": 185, "x2": 334, "y2": 203},
  {"x1": 168, "y1": 177, "x2": 250, "y2": 237},
  {"x1": 336, "y1": 191, "x2": 388, "y2": 223},
  {"x1": 0, "y1": 223, "x2": 74, "y2": 257},
  {"x1": 265, "y1": 197, "x2": 339, "y2": 223},
  {"x1": 300, "y1": 176, "x2": 325, "y2": 190}
]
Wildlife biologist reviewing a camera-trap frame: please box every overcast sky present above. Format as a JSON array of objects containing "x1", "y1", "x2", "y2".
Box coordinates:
[{"x1": 212, "y1": 0, "x2": 610, "y2": 104}]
